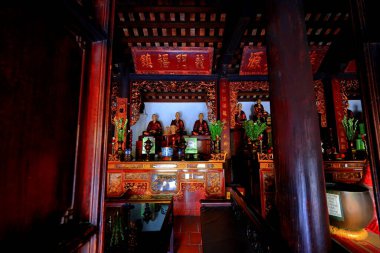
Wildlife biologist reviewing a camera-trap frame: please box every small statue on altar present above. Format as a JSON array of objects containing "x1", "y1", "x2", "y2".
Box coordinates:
[
  {"x1": 170, "y1": 112, "x2": 186, "y2": 135},
  {"x1": 143, "y1": 113, "x2": 163, "y2": 136},
  {"x1": 235, "y1": 103, "x2": 247, "y2": 127},
  {"x1": 192, "y1": 113, "x2": 210, "y2": 135},
  {"x1": 252, "y1": 99, "x2": 267, "y2": 123}
]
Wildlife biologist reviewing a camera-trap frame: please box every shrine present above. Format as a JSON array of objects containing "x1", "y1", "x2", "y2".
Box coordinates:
[{"x1": 2, "y1": 1, "x2": 380, "y2": 253}]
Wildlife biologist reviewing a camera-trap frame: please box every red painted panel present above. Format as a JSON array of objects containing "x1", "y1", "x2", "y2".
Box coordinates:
[
  {"x1": 309, "y1": 45, "x2": 329, "y2": 74},
  {"x1": 332, "y1": 78, "x2": 348, "y2": 152},
  {"x1": 132, "y1": 47, "x2": 213, "y2": 75},
  {"x1": 345, "y1": 60, "x2": 357, "y2": 73},
  {"x1": 239, "y1": 46, "x2": 268, "y2": 75},
  {"x1": 240, "y1": 45, "x2": 329, "y2": 75}
]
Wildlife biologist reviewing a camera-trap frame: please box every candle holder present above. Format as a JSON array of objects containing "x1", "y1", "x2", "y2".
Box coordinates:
[
  {"x1": 178, "y1": 138, "x2": 187, "y2": 161},
  {"x1": 117, "y1": 141, "x2": 124, "y2": 161},
  {"x1": 144, "y1": 138, "x2": 153, "y2": 161}
]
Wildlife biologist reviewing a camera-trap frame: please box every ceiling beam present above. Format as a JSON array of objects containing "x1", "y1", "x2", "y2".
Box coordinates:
[
  {"x1": 115, "y1": 5, "x2": 227, "y2": 13},
  {"x1": 117, "y1": 21, "x2": 226, "y2": 29},
  {"x1": 317, "y1": 23, "x2": 355, "y2": 75},
  {"x1": 121, "y1": 36, "x2": 223, "y2": 43}
]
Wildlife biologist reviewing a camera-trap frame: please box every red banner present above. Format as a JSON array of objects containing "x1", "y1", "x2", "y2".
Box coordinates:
[{"x1": 131, "y1": 47, "x2": 213, "y2": 75}]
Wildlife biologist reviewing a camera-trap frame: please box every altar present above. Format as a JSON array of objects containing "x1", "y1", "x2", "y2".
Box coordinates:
[
  {"x1": 106, "y1": 160, "x2": 225, "y2": 216},
  {"x1": 135, "y1": 135, "x2": 212, "y2": 161}
]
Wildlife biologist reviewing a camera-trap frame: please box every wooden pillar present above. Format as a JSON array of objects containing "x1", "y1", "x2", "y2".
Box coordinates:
[{"x1": 265, "y1": 0, "x2": 330, "y2": 252}]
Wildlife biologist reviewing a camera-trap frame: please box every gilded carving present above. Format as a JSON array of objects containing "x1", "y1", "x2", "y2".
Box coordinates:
[
  {"x1": 314, "y1": 80, "x2": 327, "y2": 127},
  {"x1": 140, "y1": 53, "x2": 153, "y2": 68},
  {"x1": 173, "y1": 182, "x2": 205, "y2": 201},
  {"x1": 335, "y1": 172, "x2": 363, "y2": 181},
  {"x1": 124, "y1": 173, "x2": 149, "y2": 180},
  {"x1": 130, "y1": 80, "x2": 217, "y2": 125},
  {"x1": 339, "y1": 79, "x2": 360, "y2": 116},
  {"x1": 176, "y1": 54, "x2": 188, "y2": 69},
  {"x1": 258, "y1": 153, "x2": 274, "y2": 161},
  {"x1": 158, "y1": 54, "x2": 170, "y2": 68},
  {"x1": 181, "y1": 182, "x2": 205, "y2": 192},
  {"x1": 107, "y1": 173, "x2": 123, "y2": 196},
  {"x1": 206, "y1": 172, "x2": 222, "y2": 194},
  {"x1": 124, "y1": 182, "x2": 148, "y2": 195},
  {"x1": 195, "y1": 54, "x2": 205, "y2": 69}
]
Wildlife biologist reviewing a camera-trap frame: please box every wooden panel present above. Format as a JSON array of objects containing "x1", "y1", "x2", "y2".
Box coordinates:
[
  {"x1": 0, "y1": 7, "x2": 81, "y2": 244},
  {"x1": 106, "y1": 161, "x2": 225, "y2": 215}
]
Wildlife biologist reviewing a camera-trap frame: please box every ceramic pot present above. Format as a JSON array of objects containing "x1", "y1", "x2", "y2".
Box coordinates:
[{"x1": 326, "y1": 182, "x2": 373, "y2": 231}]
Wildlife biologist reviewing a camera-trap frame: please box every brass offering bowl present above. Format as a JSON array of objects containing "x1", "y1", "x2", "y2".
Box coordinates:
[{"x1": 326, "y1": 182, "x2": 373, "y2": 231}]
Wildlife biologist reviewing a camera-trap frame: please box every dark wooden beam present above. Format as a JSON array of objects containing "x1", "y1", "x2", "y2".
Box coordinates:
[
  {"x1": 318, "y1": 23, "x2": 355, "y2": 75},
  {"x1": 218, "y1": 12, "x2": 251, "y2": 73},
  {"x1": 114, "y1": 5, "x2": 227, "y2": 13},
  {"x1": 121, "y1": 36, "x2": 223, "y2": 43},
  {"x1": 62, "y1": 0, "x2": 107, "y2": 42},
  {"x1": 117, "y1": 21, "x2": 226, "y2": 29},
  {"x1": 128, "y1": 73, "x2": 218, "y2": 81}
]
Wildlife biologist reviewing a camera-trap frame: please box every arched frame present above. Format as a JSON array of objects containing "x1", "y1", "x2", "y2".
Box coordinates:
[
  {"x1": 130, "y1": 80, "x2": 217, "y2": 126},
  {"x1": 229, "y1": 80, "x2": 327, "y2": 128}
]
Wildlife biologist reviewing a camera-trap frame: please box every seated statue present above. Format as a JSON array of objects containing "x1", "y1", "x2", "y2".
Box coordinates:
[
  {"x1": 252, "y1": 99, "x2": 268, "y2": 122},
  {"x1": 235, "y1": 103, "x2": 247, "y2": 127},
  {"x1": 192, "y1": 113, "x2": 210, "y2": 135},
  {"x1": 143, "y1": 113, "x2": 163, "y2": 136},
  {"x1": 170, "y1": 112, "x2": 186, "y2": 135}
]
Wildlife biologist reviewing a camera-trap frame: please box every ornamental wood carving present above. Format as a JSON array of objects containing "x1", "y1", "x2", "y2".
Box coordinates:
[
  {"x1": 206, "y1": 172, "x2": 222, "y2": 194},
  {"x1": 229, "y1": 81, "x2": 269, "y2": 128},
  {"x1": 314, "y1": 80, "x2": 327, "y2": 127},
  {"x1": 130, "y1": 80, "x2": 217, "y2": 125},
  {"x1": 107, "y1": 173, "x2": 123, "y2": 197},
  {"x1": 332, "y1": 78, "x2": 360, "y2": 152},
  {"x1": 124, "y1": 182, "x2": 149, "y2": 195}
]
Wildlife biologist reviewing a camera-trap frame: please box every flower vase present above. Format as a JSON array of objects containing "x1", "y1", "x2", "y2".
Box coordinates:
[
  {"x1": 144, "y1": 138, "x2": 153, "y2": 161},
  {"x1": 346, "y1": 140, "x2": 356, "y2": 160},
  {"x1": 117, "y1": 141, "x2": 124, "y2": 161},
  {"x1": 213, "y1": 136, "x2": 220, "y2": 154}
]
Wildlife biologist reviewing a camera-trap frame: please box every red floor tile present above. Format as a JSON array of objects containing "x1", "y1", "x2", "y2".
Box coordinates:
[
  {"x1": 176, "y1": 244, "x2": 201, "y2": 253},
  {"x1": 174, "y1": 220, "x2": 182, "y2": 232},
  {"x1": 189, "y1": 232, "x2": 202, "y2": 245},
  {"x1": 179, "y1": 216, "x2": 200, "y2": 232},
  {"x1": 174, "y1": 216, "x2": 203, "y2": 253},
  {"x1": 175, "y1": 232, "x2": 190, "y2": 246}
]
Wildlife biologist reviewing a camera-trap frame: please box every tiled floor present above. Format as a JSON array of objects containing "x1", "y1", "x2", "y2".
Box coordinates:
[{"x1": 174, "y1": 216, "x2": 203, "y2": 253}]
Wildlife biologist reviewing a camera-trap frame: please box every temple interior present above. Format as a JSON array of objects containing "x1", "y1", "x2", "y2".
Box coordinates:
[{"x1": 1, "y1": 0, "x2": 380, "y2": 252}]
